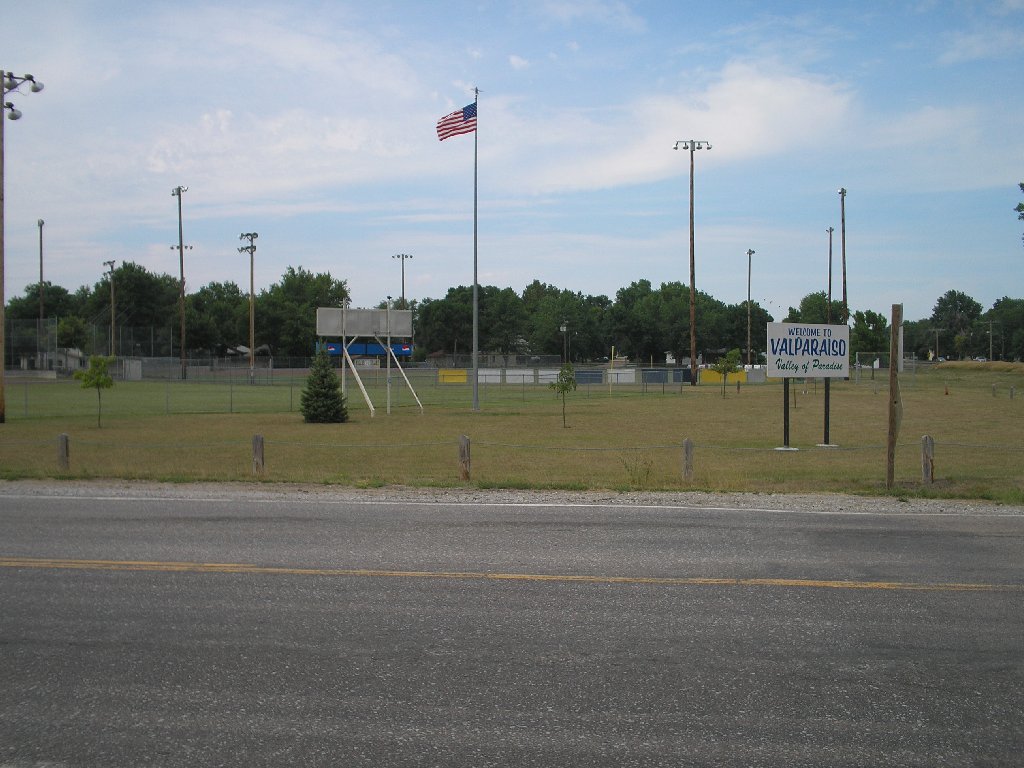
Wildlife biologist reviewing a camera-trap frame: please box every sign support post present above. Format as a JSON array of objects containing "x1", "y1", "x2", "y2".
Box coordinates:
[
  {"x1": 768, "y1": 322, "x2": 849, "y2": 451},
  {"x1": 783, "y1": 377, "x2": 791, "y2": 449}
]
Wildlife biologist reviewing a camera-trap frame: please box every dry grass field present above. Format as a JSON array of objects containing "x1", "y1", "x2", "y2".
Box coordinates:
[{"x1": 1, "y1": 362, "x2": 1021, "y2": 501}]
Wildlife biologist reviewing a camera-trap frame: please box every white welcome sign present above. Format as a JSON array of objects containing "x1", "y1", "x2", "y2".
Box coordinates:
[{"x1": 766, "y1": 322, "x2": 849, "y2": 378}]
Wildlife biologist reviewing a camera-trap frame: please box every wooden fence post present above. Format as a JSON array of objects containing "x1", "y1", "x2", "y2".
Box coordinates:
[
  {"x1": 458, "y1": 435, "x2": 471, "y2": 481},
  {"x1": 252, "y1": 434, "x2": 265, "y2": 476},
  {"x1": 57, "y1": 433, "x2": 70, "y2": 472},
  {"x1": 921, "y1": 435, "x2": 935, "y2": 484},
  {"x1": 682, "y1": 438, "x2": 694, "y2": 481}
]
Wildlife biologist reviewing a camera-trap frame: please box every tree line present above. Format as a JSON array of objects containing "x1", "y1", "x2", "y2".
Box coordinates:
[
  {"x1": 6, "y1": 264, "x2": 1023, "y2": 363},
  {"x1": 5, "y1": 263, "x2": 346, "y2": 360}
]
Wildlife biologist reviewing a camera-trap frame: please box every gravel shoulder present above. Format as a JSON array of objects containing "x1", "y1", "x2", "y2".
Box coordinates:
[{"x1": 1, "y1": 479, "x2": 1021, "y2": 516}]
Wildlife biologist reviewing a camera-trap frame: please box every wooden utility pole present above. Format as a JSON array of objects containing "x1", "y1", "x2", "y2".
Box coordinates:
[
  {"x1": 104, "y1": 260, "x2": 115, "y2": 356},
  {"x1": 886, "y1": 304, "x2": 903, "y2": 489}
]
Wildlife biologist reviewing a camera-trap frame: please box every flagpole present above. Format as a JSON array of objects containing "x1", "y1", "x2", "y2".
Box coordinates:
[{"x1": 471, "y1": 87, "x2": 480, "y2": 411}]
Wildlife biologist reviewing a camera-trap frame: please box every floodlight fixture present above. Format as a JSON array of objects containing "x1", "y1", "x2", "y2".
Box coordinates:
[
  {"x1": 674, "y1": 140, "x2": 711, "y2": 151},
  {"x1": 1, "y1": 69, "x2": 46, "y2": 423}
]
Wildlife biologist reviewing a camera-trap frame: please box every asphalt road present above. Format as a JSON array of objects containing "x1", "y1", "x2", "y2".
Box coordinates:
[{"x1": 0, "y1": 487, "x2": 1022, "y2": 767}]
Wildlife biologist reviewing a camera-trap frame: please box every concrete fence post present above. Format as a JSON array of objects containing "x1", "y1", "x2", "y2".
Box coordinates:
[
  {"x1": 252, "y1": 434, "x2": 265, "y2": 476},
  {"x1": 683, "y1": 438, "x2": 694, "y2": 482},
  {"x1": 57, "y1": 433, "x2": 70, "y2": 472},
  {"x1": 921, "y1": 435, "x2": 935, "y2": 484},
  {"x1": 458, "y1": 435, "x2": 471, "y2": 481}
]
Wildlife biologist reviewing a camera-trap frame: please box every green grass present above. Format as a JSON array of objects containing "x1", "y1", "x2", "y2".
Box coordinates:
[{"x1": 1, "y1": 364, "x2": 1022, "y2": 501}]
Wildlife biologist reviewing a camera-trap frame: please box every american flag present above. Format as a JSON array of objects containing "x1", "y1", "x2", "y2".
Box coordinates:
[{"x1": 436, "y1": 103, "x2": 477, "y2": 141}]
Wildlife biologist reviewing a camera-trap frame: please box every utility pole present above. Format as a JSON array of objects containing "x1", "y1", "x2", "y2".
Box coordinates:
[
  {"x1": 746, "y1": 249, "x2": 755, "y2": 367},
  {"x1": 171, "y1": 186, "x2": 190, "y2": 379},
  {"x1": 104, "y1": 260, "x2": 116, "y2": 356},
  {"x1": 238, "y1": 233, "x2": 258, "y2": 382},
  {"x1": 838, "y1": 188, "x2": 848, "y2": 323},
  {"x1": 931, "y1": 328, "x2": 946, "y2": 361}
]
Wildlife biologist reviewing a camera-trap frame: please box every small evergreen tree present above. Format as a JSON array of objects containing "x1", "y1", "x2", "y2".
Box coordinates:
[
  {"x1": 548, "y1": 363, "x2": 577, "y2": 428},
  {"x1": 74, "y1": 355, "x2": 115, "y2": 427},
  {"x1": 301, "y1": 347, "x2": 348, "y2": 423}
]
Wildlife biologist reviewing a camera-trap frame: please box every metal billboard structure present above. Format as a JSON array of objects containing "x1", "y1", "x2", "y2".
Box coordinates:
[
  {"x1": 316, "y1": 307, "x2": 421, "y2": 416},
  {"x1": 316, "y1": 307, "x2": 412, "y2": 338}
]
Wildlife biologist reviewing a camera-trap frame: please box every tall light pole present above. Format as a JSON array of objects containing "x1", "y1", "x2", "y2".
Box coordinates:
[
  {"x1": 931, "y1": 328, "x2": 946, "y2": 361},
  {"x1": 392, "y1": 253, "x2": 412, "y2": 308},
  {"x1": 824, "y1": 227, "x2": 835, "y2": 447},
  {"x1": 104, "y1": 260, "x2": 116, "y2": 357},
  {"x1": 674, "y1": 139, "x2": 711, "y2": 386},
  {"x1": 826, "y1": 227, "x2": 834, "y2": 323},
  {"x1": 238, "y1": 233, "x2": 258, "y2": 382},
  {"x1": 1, "y1": 70, "x2": 44, "y2": 423},
  {"x1": 386, "y1": 295, "x2": 392, "y2": 415},
  {"x1": 838, "y1": 188, "x2": 848, "y2": 323},
  {"x1": 986, "y1": 320, "x2": 1000, "y2": 361},
  {"x1": 37, "y1": 218, "x2": 44, "y2": 323},
  {"x1": 37, "y1": 219, "x2": 44, "y2": 368},
  {"x1": 171, "y1": 185, "x2": 190, "y2": 379},
  {"x1": 746, "y1": 249, "x2": 755, "y2": 367}
]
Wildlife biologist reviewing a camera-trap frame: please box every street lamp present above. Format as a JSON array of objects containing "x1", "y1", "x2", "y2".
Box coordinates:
[
  {"x1": 392, "y1": 253, "x2": 412, "y2": 308},
  {"x1": 238, "y1": 232, "x2": 258, "y2": 382},
  {"x1": 838, "y1": 188, "x2": 848, "y2": 323},
  {"x1": 104, "y1": 260, "x2": 116, "y2": 357},
  {"x1": 674, "y1": 139, "x2": 711, "y2": 386},
  {"x1": 171, "y1": 185, "x2": 191, "y2": 379},
  {"x1": 0, "y1": 70, "x2": 44, "y2": 424},
  {"x1": 560, "y1": 320, "x2": 569, "y2": 364},
  {"x1": 746, "y1": 249, "x2": 755, "y2": 367}
]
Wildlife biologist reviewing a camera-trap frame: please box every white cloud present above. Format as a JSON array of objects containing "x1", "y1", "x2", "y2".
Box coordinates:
[
  {"x1": 507, "y1": 60, "x2": 852, "y2": 193},
  {"x1": 535, "y1": 0, "x2": 646, "y2": 33},
  {"x1": 509, "y1": 54, "x2": 530, "y2": 70},
  {"x1": 940, "y1": 27, "x2": 1024, "y2": 64}
]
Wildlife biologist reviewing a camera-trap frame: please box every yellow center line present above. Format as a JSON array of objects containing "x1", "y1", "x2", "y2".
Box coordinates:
[{"x1": 1, "y1": 556, "x2": 1020, "y2": 592}]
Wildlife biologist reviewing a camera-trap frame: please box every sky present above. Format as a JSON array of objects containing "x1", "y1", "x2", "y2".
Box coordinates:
[{"x1": 3, "y1": 0, "x2": 1023, "y2": 323}]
